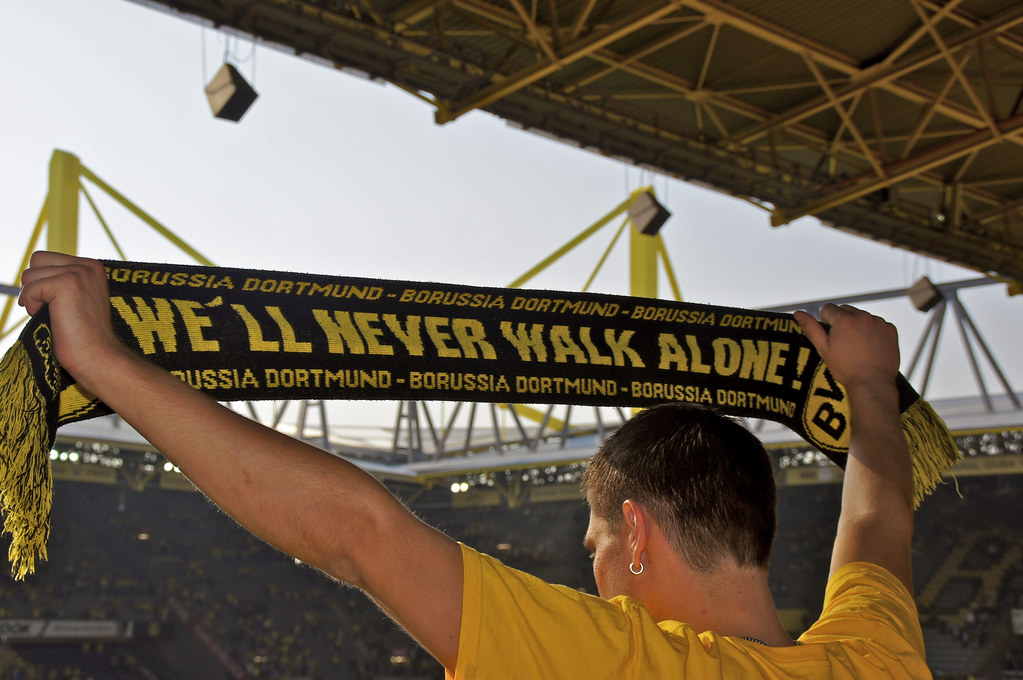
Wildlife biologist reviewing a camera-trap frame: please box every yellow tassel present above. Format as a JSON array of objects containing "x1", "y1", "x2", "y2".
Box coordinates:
[
  {"x1": 901, "y1": 398, "x2": 960, "y2": 508},
  {"x1": 0, "y1": 342, "x2": 52, "y2": 579}
]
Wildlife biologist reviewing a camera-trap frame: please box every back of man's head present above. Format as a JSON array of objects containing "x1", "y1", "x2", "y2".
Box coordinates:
[{"x1": 582, "y1": 403, "x2": 777, "y2": 574}]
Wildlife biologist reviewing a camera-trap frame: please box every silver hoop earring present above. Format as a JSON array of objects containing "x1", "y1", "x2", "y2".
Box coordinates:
[{"x1": 629, "y1": 561, "x2": 644, "y2": 575}]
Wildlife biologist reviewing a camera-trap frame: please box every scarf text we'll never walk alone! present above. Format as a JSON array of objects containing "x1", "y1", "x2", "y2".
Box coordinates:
[{"x1": 0, "y1": 260, "x2": 958, "y2": 578}]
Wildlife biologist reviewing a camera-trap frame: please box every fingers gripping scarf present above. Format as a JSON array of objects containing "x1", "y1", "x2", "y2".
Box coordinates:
[{"x1": 0, "y1": 261, "x2": 958, "y2": 578}]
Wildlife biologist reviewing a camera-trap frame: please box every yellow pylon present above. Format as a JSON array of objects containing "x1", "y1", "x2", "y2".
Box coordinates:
[
  {"x1": 504, "y1": 185, "x2": 680, "y2": 426},
  {"x1": 1, "y1": 149, "x2": 215, "y2": 340}
]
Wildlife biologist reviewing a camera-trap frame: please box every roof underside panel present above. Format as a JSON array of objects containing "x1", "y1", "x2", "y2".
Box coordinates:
[{"x1": 129, "y1": 0, "x2": 1023, "y2": 286}]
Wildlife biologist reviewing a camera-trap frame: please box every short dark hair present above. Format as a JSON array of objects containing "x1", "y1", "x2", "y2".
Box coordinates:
[{"x1": 582, "y1": 403, "x2": 777, "y2": 574}]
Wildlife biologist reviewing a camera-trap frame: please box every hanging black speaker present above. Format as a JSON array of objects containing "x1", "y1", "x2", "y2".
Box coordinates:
[
  {"x1": 908, "y1": 276, "x2": 944, "y2": 312},
  {"x1": 627, "y1": 191, "x2": 671, "y2": 235},
  {"x1": 205, "y1": 63, "x2": 258, "y2": 122}
]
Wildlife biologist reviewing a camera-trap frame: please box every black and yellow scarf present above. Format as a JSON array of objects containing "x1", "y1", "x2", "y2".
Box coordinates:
[{"x1": 0, "y1": 261, "x2": 958, "y2": 578}]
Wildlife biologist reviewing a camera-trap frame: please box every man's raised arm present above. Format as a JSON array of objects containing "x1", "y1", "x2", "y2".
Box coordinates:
[
  {"x1": 794, "y1": 304, "x2": 914, "y2": 591},
  {"x1": 18, "y1": 252, "x2": 463, "y2": 669}
]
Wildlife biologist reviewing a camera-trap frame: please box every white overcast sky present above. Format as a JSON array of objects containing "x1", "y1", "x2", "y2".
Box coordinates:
[{"x1": 1, "y1": 0, "x2": 1020, "y2": 405}]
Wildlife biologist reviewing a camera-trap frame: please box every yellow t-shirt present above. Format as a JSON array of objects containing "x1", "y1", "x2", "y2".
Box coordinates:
[{"x1": 449, "y1": 543, "x2": 931, "y2": 679}]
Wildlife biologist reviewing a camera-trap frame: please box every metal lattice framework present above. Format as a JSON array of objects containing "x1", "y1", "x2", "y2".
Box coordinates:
[{"x1": 129, "y1": 0, "x2": 1023, "y2": 288}]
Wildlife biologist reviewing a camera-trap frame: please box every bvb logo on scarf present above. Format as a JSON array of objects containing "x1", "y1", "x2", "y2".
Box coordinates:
[{"x1": 802, "y1": 364, "x2": 852, "y2": 455}]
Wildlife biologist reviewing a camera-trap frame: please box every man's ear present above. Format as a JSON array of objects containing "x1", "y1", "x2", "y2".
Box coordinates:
[{"x1": 621, "y1": 499, "x2": 649, "y2": 561}]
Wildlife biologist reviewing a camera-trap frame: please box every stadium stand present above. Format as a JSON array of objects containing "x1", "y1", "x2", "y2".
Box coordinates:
[{"x1": 1, "y1": 467, "x2": 1021, "y2": 678}]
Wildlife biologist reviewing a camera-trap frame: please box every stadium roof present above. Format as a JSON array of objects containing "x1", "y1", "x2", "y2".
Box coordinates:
[{"x1": 130, "y1": 0, "x2": 1023, "y2": 288}]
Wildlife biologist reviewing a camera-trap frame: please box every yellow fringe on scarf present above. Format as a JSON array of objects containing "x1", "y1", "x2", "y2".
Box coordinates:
[
  {"x1": 902, "y1": 398, "x2": 960, "y2": 508},
  {"x1": 0, "y1": 342, "x2": 52, "y2": 580}
]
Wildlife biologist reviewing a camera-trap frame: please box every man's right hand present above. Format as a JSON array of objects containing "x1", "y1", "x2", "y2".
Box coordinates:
[
  {"x1": 794, "y1": 304, "x2": 914, "y2": 590},
  {"x1": 793, "y1": 303, "x2": 900, "y2": 391}
]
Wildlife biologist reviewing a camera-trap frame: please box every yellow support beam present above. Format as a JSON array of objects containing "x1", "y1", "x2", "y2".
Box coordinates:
[
  {"x1": 629, "y1": 223, "x2": 659, "y2": 299},
  {"x1": 78, "y1": 165, "x2": 214, "y2": 266},
  {"x1": 1, "y1": 203, "x2": 49, "y2": 340},
  {"x1": 628, "y1": 224, "x2": 658, "y2": 416},
  {"x1": 505, "y1": 186, "x2": 675, "y2": 425},
  {"x1": 47, "y1": 150, "x2": 80, "y2": 254},
  {"x1": 508, "y1": 186, "x2": 665, "y2": 290},
  {"x1": 507, "y1": 191, "x2": 641, "y2": 289},
  {"x1": 657, "y1": 238, "x2": 683, "y2": 302},
  {"x1": 4, "y1": 149, "x2": 216, "y2": 340}
]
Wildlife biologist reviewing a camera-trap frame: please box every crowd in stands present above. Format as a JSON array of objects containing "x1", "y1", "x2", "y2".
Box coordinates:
[
  {"x1": 910, "y1": 475, "x2": 1023, "y2": 679},
  {"x1": 1, "y1": 466, "x2": 1021, "y2": 678}
]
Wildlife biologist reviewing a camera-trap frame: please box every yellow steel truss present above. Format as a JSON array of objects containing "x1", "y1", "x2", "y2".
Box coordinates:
[
  {"x1": 0, "y1": 149, "x2": 214, "y2": 342},
  {"x1": 503, "y1": 185, "x2": 681, "y2": 427},
  {"x1": 507, "y1": 186, "x2": 680, "y2": 299}
]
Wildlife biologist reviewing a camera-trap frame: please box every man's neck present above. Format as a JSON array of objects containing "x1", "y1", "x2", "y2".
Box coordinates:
[{"x1": 644, "y1": 560, "x2": 794, "y2": 647}]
